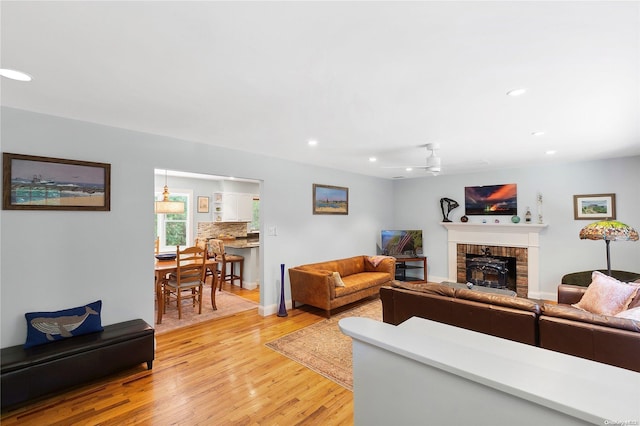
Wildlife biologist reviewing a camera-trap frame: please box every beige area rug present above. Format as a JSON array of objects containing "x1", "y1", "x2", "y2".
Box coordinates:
[
  {"x1": 155, "y1": 285, "x2": 258, "y2": 335},
  {"x1": 265, "y1": 298, "x2": 382, "y2": 391}
]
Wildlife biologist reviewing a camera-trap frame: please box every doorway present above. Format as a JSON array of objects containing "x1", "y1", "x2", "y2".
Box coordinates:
[{"x1": 154, "y1": 169, "x2": 262, "y2": 333}]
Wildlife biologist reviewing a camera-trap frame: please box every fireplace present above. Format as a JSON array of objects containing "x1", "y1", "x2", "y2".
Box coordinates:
[
  {"x1": 458, "y1": 244, "x2": 524, "y2": 295},
  {"x1": 465, "y1": 248, "x2": 517, "y2": 292},
  {"x1": 443, "y1": 222, "x2": 547, "y2": 299}
]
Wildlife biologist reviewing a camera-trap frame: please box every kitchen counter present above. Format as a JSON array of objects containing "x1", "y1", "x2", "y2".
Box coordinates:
[
  {"x1": 223, "y1": 238, "x2": 260, "y2": 249},
  {"x1": 220, "y1": 238, "x2": 260, "y2": 290}
]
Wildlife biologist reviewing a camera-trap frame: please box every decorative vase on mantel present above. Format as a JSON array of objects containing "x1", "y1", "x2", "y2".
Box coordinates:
[{"x1": 537, "y1": 192, "x2": 543, "y2": 224}]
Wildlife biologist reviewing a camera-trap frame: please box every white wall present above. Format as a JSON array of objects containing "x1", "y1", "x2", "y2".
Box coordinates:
[
  {"x1": 0, "y1": 107, "x2": 394, "y2": 347},
  {"x1": 392, "y1": 156, "x2": 640, "y2": 299},
  {"x1": 2, "y1": 107, "x2": 637, "y2": 347}
]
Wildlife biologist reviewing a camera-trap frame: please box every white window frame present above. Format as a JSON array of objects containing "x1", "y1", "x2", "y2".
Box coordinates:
[{"x1": 155, "y1": 188, "x2": 193, "y2": 252}]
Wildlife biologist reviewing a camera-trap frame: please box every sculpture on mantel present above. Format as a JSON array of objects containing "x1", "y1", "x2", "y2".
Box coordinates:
[{"x1": 440, "y1": 198, "x2": 459, "y2": 222}]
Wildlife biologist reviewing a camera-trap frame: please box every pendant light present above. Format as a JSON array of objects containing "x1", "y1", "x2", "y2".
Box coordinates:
[{"x1": 154, "y1": 170, "x2": 185, "y2": 214}]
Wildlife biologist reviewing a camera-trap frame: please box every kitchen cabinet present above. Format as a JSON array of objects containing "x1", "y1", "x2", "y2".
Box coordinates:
[
  {"x1": 213, "y1": 193, "x2": 224, "y2": 222},
  {"x1": 213, "y1": 192, "x2": 252, "y2": 222}
]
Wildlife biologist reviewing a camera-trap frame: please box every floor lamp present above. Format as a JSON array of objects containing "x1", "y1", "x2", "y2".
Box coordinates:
[{"x1": 579, "y1": 220, "x2": 638, "y2": 276}]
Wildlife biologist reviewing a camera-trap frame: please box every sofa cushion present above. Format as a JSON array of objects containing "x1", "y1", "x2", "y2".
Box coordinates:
[
  {"x1": 543, "y1": 303, "x2": 640, "y2": 333},
  {"x1": 572, "y1": 271, "x2": 640, "y2": 316},
  {"x1": 298, "y1": 256, "x2": 366, "y2": 278},
  {"x1": 455, "y1": 289, "x2": 541, "y2": 314},
  {"x1": 340, "y1": 256, "x2": 366, "y2": 277},
  {"x1": 615, "y1": 307, "x2": 640, "y2": 322},
  {"x1": 335, "y1": 272, "x2": 389, "y2": 297},
  {"x1": 24, "y1": 300, "x2": 103, "y2": 349},
  {"x1": 391, "y1": 281, "x2": 457, "y2": 298}
]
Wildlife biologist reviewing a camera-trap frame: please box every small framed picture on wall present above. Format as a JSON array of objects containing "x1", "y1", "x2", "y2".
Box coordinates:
[
  {"x1": 573, "y1": 193, "x2": 616, "y2": 220},
  {"x1": 197, "y1": 196, "x2": 209, "y2": 213}
]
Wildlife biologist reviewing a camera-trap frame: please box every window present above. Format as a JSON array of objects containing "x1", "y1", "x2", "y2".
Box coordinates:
[
  {"x1": 155, "y1": 190, "x2": 192, "y2": 252},
  {"x1": 251, "y1": 196, "x2": 260, "y2": 231}
]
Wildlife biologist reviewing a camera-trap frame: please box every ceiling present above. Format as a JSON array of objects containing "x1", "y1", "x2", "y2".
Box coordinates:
[{"x1": 2, "y1": 1, "x2": 639, "y2": 179}]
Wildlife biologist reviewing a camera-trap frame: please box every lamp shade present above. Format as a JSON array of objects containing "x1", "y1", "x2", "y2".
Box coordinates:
[
  {"x1": 154, "y1": 184, "x2": 185, "y2": 214},
  {"x1": 579, "y1": 220, "x2": 638, "y2": 276},
  {"x1": 155, "y1": 200, "x2": 185, "y2": 214},
  {"x1": 579, "y1": 220, "x2": 639, "y2": 241}
]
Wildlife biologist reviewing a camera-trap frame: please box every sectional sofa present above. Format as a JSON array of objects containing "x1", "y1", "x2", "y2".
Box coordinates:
[{"x1": 380, "y1": 280, "x2": 640, "y2": 373}]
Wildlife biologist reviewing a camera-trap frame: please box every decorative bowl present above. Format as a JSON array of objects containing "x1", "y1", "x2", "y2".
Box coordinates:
[{"x1": 155, "y1": 253, "x2": 177, "y2": 261}]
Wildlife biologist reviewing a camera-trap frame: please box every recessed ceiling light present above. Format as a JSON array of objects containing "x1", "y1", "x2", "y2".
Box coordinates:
[
  {"x1": 405, "y1": 167, "x2": 413, "y2": 172},
  {"x1": 545, "y1": 150, "x2": 557, "y2": 155},
  {"x1": 531, "y1": 131, "x2": 545, "y2": 137},
  {"x1": 308, "y1": 139, "x2": 318, "y2": 146},
  {"x1": 506, "y1": 88, "x2": 527, "y2": 97},
  {"x1": 369, "y1": 157, "x2": 377, "y2": 162},
  {"x1": 0, "y1": 68, "x2": 32, "y2": 82}
]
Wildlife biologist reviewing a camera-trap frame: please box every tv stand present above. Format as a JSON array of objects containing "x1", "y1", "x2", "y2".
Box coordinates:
[{"x1": 393, "y1": 256, "x2": 427, "y2": 283}]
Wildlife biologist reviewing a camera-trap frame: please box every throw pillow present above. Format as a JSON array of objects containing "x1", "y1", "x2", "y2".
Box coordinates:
[
  {"x1": 24, "y1": 300, "x2": 103, "y2": 349},
  {"x1": 572, "y1": 271, "x2": 640, "y2": 316},
  {"x1": 367, "y1": 256, "x2": 391, "y2": 267},
  {"x1": 332, "y1": 271, "x2": 346, "y2": 287},
  {"x1": 615, "y1": 306, "x2": 640, "y2": 322}
]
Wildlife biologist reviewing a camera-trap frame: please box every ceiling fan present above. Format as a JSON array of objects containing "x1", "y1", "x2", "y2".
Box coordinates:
[{"x1": 383, "y1": 143, "x2": 443, "y2": 175}]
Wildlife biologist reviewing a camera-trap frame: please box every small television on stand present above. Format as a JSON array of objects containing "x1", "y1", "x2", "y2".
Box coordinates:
[{"x1": 381, "y1": 230, "x2": 423, "y2": 257}]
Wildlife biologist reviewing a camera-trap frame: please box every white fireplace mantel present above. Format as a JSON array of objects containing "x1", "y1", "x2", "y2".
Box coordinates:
[{"x1": 442, "y1": 222, "x2": 548, "y2": 298}]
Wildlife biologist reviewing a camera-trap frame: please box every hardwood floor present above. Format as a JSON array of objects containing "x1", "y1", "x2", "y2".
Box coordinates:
[{"x1": 1, "y1": 285, "x2": 354, "y2": 425}]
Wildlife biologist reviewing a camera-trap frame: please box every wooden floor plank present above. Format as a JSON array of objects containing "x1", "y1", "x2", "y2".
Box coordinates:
[{"x1": 1, "y1": 284, "x2": 353, "y2": 425}]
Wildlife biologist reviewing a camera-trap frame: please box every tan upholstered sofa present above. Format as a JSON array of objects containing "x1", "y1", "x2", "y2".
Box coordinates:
[{"x1": 289, "y1": 255, "x2": 395, "y2": 317}]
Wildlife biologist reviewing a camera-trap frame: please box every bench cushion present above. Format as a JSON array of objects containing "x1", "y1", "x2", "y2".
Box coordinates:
[
  {"x1": 1, "y1": 319, "x2": 154, "y2": 408},
  {"x1": 2, "y1": 319, "x2": 152, "y2": 373}
]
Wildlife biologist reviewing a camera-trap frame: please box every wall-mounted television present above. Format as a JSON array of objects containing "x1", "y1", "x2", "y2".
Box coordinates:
[
  {"x1": 465, "y1": 183, "x2": 517, "y2": 216},
  {"x1": 381, "y1": 230, "x2": 423, "y2": 256}
]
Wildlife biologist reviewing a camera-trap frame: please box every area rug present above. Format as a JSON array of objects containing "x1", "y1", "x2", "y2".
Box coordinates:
[
  {"x1": 265, "y1": 298, "x2": 382, "y2": 390},
  {"x1": 155, "y1": 286, "x2": 258, "y2": 335}
]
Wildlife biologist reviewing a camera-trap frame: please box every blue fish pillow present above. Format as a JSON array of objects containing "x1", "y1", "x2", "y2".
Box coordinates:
[{"x1": 24, "y1": 300, "x2": 103, "y2": 348}]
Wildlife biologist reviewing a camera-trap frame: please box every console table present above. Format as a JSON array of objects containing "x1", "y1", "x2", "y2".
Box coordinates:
[{"x1": 393, "y1": 256, "x2": 427, "y2": 283}]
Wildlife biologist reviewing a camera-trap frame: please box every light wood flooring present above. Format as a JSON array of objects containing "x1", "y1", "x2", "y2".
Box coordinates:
[{"x1": 1, "y1": 283, "x2": 354, "y2": 425}]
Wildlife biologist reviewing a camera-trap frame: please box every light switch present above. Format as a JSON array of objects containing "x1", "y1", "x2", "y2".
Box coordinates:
[{"x1": 267, "y1": 225, "x2": 277, "y2": 236}]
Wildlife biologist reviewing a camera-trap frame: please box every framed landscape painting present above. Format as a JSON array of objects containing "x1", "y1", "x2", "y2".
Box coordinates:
[
  {"x1": 2, "y1": 153, "x2": 111, "y2": 211},
  {"x1": 313, "y1": 184, "x2": 348, "y2": 215},
  {"x1": 573, "y1": 193, "x2": 615, "y2": 220}
]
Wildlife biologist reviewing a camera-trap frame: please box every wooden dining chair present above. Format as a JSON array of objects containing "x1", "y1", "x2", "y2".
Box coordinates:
[
  {"x1": 163, "y1": 245, "x2": 206, "y2": 319},
  {"x1": 209, "y1": 239, "x2": 244, "y2": 290}
]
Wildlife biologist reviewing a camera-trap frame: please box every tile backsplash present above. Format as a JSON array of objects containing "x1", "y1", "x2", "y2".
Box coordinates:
[{"x1": 197, "y1": 222, "x2": 248, "y2": 239}]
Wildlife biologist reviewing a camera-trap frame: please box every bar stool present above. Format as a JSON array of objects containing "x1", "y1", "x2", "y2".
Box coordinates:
[{"x1": 209, "y1": 239, "x2": 244, "y2": 289}]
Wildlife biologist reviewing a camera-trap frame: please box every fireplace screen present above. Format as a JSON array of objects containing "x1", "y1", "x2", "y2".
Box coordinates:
[{"x1": 465, "y1": 249, "x2": 516, "y2": 291}]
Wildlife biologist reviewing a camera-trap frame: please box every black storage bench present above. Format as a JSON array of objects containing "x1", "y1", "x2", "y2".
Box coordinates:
[{"x1": 1, "y1": 319, "x2": 154, "y2": 409}]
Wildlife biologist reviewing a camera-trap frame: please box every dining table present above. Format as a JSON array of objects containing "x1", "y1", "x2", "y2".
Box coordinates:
[{"x1": 154, "y1": 257, "x2": 219, "y2": 324}]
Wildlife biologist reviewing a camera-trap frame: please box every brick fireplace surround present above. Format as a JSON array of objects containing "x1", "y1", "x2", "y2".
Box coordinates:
[{"x1": 442, "y1": 222, "x2": 548, "y2": 299}]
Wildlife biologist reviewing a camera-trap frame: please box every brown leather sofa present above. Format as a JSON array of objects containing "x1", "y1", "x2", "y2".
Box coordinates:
[
  {"x1": 561, "y1": 270, "x2": 640, "y2": 286},
  {"x1": 381, "y1": 282, "x2": 541, "y2": 345},
  {"x1": 381, "y1": 282, "x2": 640, "y2": 373},
  {"x1": 539, "y1": 284, "x2": 640, "y2": 373},
  {"x1": 289, "y1": 255, "x2": 395, "y2": 317}
]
